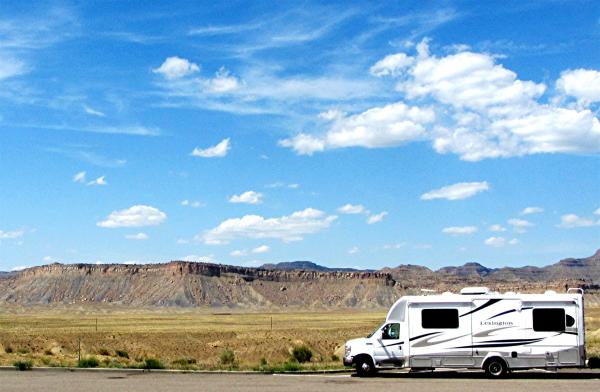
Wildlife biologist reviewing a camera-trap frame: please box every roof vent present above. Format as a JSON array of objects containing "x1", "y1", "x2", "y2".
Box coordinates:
[{"x1": 460, "y1": 286, "x2": 490, "y2": 295}]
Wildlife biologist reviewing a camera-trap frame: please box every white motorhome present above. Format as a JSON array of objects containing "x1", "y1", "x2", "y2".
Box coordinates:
[{"x1": 343, "y1": 287, "x2": 585, "y2": 377}]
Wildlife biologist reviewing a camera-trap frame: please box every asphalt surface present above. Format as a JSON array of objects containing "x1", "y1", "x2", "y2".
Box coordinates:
[{"x1": 1, "y1": 370, "x2": 599, "y2": 392}]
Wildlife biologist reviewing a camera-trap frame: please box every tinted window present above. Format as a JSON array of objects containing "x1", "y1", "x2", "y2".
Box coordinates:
[
  {"x1": 382, "y1": 323, "x2": 400, "y2": 340},
  {"x1": 533, "y1": 308, "x2": 565, "y2": 332},
  {"x1": 422, "y1": 309, "x2": 459, "y2": 329}
]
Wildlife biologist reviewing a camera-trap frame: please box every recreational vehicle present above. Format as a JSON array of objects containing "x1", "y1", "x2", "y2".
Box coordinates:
[{"x1": 343, "y1": 287, "x2": 585, "y2": 377}]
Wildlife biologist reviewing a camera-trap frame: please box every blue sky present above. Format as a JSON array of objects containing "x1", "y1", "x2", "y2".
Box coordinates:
[{"x1": 1, "y1": 0, "x2": 599, "y2": 272}]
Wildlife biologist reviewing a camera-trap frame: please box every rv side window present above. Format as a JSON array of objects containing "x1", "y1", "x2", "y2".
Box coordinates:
[
  {"x1": 382, "y1": 323, "x2": 400, "y2": 340},
  {"x1": 533, "y1": 308, "x2": 565, "y2": 332},
  {"x1": 421, "y1": 309, "x2": 459, "y2": 329}
]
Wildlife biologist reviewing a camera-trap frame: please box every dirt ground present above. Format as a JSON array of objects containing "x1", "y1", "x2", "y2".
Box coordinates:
[{"x1": 0, "y1": 306, "x2": 598, "y2": 369}]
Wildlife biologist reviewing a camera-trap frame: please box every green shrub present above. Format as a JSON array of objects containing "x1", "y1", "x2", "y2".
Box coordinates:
[
  {"x1": 282, "y1": 360, "x2": 301, "y2": 371},
  {"x1": 588, "y1": 356, "x2": 600, "y2": 368},
  {"x1": 44, "y1": 349, "x2": 53, "y2": 356},
  {"x1": 40, "y1": 357, "x2": 52, "y2": 366},
  {"x1": 220, "y1": 349, "x2": 235, "y2": 365},
  {"x1": 107, "y1": 360, "x2": 124, "y2": 368},
  {"x1": 5, "y1": 346, "x2": 13, "y2": 354},
  {"x1": 116, "y1": 350, "x2": 129, "y2": 359},
  {"x1": 260, "y1": 357, "x2": 268, "y2": 366},
  {"x1": 143, "y1": 358, "x2": 165, "y2": 369},
  {"x1": 78, "y1": 357, "x2": 99, "y2": 368},
  {"x1": 331, "y1": 354, "x2": 339, "y2": 362},
  {"x1": 98, "y1": 348, "x2": 110, "y2": 356},
  {"x1": 13, "y1": 360, "x2": 33, "y2": 371},
  {"x1": 292, "y1": 345, "x2": 313, "y2": 363}
]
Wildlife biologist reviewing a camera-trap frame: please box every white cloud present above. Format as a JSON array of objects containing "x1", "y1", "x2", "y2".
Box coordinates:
[
  {"x1": 383, "y1": 243, "x2": 405, "y2": 249},
  {"x1": 125, "y1": 232, "x2": 149, "y2": 241},
  {"x1": 0, "y1": 229, "x2": 24, "y2": 239},
  {"x1": 42, "y1": 256, "x2": 57, "y2": 263},
  {"x1": 230, "y1": 249, "x2": 247, "y2": 257},
  {"x1": 206, "y1": 67, "x2": 241, "y2": 93},
  {"x1": 83, "y1": 104, "x2": 106, "y2": 117},
  {"x1": 421, "y1": 181, "x2": 489, "y2": 201},
  {"x1": 181, "y1": 254, "x2": 215, "y2": 263},
  {"x1": 484, "y1": 236, "x2": 519, "y2": 247},
  {"x1": 595, "y1": 208, "x2": 600, "y2": 215},
  {"x1": 442, "y1": 226, "x2": 477, "y2": 235},
  {"x1": 521, "y1": 206, "x2": 543, "y2": 215},
  {"x1": 367, "y1": 211, "x2": 388, "y2": 224},
  {"x1": 10, "y1": 265, "x2": 29, "y2": 272},
  {"x1": 73, "y1": 171, "x2": 86, "y2": 183},
  {"x1": 198, "y1": 208, "x2": 337, "y2": 245},
  {"x1": 488, "y1": 224, "x2": 506, "y2": 232},
  {"x1": 279, "y1": 102, "x2": 435, "y2": 155},
  {"x1": 251, "y1": 245, "x2": 270, "y2": 254},
  {"x1": 87, "y1": 175, "x2": 107, "y2": 186},
  {"x1": 181, "y1": 200, "x2": 204, "y2": 208},
  {"x1": 507, "y1": 218, "x2": 534, "y2": 233},
  {"x1": 0, "y1": 57, "x2": 27, "y2": 80},
  {"x1": 153, "y1": 56, "x2": 200, "y2": 80},
  {"x1": 557, "y1": 214, "x2": 599, "y2": 228},
  {"x1": 348, "y1": 246, "x2": 359, "y2": 254},
  {"x1": 191, "y1": 138, "x2": 231, "y2": 158},
  {"x1": 557, "y1": 68, "x2": 600, "y2": 105},
  {"x1": 370, "y1": 53, "x2": 414, "y2": 77},
  {"x1": 337, "y1": 203, "x2": 367, "y2": 214},
  {"x1": 229, "y1": 190, "x2": 263, "y2": 205},
  {"x1": 285, "y1": 41, "x2": 600, "y2": 160},
  {"x1": 176, "y1": 238, "x2": 189, "y2": 245},
  {"x1": 97, "y1": 205, "x2": 167, "y2": 228}
]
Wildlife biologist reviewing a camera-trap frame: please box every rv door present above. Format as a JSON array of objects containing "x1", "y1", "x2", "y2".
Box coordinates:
[{"x1": 373, "y1": 322, "x2": 404, "y2": 365}]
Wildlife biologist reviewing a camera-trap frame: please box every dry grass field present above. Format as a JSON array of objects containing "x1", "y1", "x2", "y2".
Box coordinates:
[{"x1": 0, "y1": 306, "x2": 598, "y2": 370}]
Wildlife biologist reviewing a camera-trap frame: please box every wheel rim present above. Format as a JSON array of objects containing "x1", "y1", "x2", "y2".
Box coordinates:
[
  {"x1": 489, "y1": 362, "x2": 503, "y2": 376},
  {"x1": 361, "y1": 361, "x2": 371, "y2": 372}
]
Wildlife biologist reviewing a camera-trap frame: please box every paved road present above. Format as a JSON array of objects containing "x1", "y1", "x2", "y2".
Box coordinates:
[{"x1": 1, "y1": 370, "x2": 599, "y2": 392}]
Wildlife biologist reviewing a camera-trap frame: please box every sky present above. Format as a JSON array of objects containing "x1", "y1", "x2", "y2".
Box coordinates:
[{"x1": 0, "y1": 0, "x2": 599, "y2": 272}]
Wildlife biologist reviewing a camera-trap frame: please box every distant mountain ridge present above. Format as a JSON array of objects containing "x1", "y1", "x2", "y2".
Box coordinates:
[{"x1": 0, "y1": 250, "x2": 597, "y2": 308}]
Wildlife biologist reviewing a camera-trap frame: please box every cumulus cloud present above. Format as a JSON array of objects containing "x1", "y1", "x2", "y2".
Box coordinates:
[
  {"x1": 229, "y1": 190, "x2": 263, "y2": 204},
  {"x1": 153, "y1": 56, "x2": 200, "y2": 79},
  {"x1": 198, "y1": 208, "x2": 337, "y2": 245},
  {"x1": 421, "y1": 181, "x2": 489, "y2": 201},
  {"x1": 87, "y1": 175, "x2": 107, "y2": 186},
  {"x1": 442, "y1": 226, "x2": 477, "y2": 235},
  {"x1": 484, "y1": 236, "x2": 518, "y2": 247},
  {"x1": 97, "y1": 205, "x2": 167, "y2": 228},
  {"x1": 337, "y1": 204, "x2": 367, "y2": 214},
  {"x1": 488, "y1": 224, "x2": 506, "y2": 232},
  {"x1": 206, "y1": 67, "x2": 241, "y2": 93},
  {"x1": 181, "y1": 200, "x2": 204, "y2": 208},
  {"x1": 557, "y1": 69, "x2": 600, "y2": 105},
  {"x1": 557, "y1": 214, "x2": 599, "y2": 228},
  {"x1": 125, "y1": 232, "x2": 149, "y2": 240},
  {"x1": 230, "y1": 249, "x2": 247, "y2": 257},
  {"x1": 0, "y1": 229, "x2": 25, "y2": 239},
  {"x1": 521, "y1": 206, "x2": 543, "y2": 215},
  {"x1": 367, "y1": 211, "x2": 388, "y2": 224},
  {"x1": 251, "y1": 245, "x2": 270, "y2": 254},
  {"x1": 191, "y1": 138, "x2": 231, "y2": 158},
  {"x1": 282, "y1": 41, "x2": 600, "y2": 160},
  {"x1": 279, "y1": 102, "x2": 435, "y2": 155},
  {"x1": 348, "y1": 246, "x2": 359, "y2": 254},
  {"x1": 507, "y1": 218, "x2": 534, "y2": 233},
  {"x1": 73, "y1": 171, "x2": 86, "y2": 183}
]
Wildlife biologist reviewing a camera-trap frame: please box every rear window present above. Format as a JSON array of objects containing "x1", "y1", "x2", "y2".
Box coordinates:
[
  {"x1": 421, "y1": 309, "x2": 459, "y2": 329},
  {"x1": 533, "y1": 308, "x2": 565, "y2": 332}
]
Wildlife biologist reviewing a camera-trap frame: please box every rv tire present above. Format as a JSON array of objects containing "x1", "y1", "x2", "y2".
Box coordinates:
[
  {"x1": 484, "y1": 357, "x2": 508, "y2": 378},
  {"x1": 355, "y1": 355, "x2": 376, "y2": 377}
]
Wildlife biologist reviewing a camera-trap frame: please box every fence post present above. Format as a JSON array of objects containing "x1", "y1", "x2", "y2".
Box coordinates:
[{"x1": 78, "y1": 337, "x2": 81, "y2": 366}]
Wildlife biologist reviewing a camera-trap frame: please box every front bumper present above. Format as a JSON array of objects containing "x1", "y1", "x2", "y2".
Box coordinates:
[{"x1": 343, "y1": 356, "x2": 353, "y2": 366}]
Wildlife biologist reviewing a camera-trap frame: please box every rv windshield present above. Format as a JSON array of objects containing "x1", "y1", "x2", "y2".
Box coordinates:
[{"x1": 366, "y1": 322, "x2": 385, "y2": 338}]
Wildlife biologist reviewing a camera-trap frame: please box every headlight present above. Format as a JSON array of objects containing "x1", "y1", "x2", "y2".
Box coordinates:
[{"x1": 345, "y1": 345, "x2": 351, "y2": 357}]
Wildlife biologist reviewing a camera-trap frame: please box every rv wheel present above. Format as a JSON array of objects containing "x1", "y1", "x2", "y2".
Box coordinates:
[
  {"x1": 355, "y1": 356, "x2": 376, "y2": 377},
  {"x1": 484, "y1": 357, "x2": 507, "y2": 378}
]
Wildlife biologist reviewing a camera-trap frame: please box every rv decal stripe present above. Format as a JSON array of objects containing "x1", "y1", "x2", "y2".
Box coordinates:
[
  {"x1": 409, "y1": 332, "x2": 440, "y2": 342},
  {"x1": 479, "y1": 338, "x2": 543, "y2": 344},
  {"x1": 487, "y1": 309, "x2": 516, "y2": 320},
  {"x1": 453, "y1": 338, "x2": 545, "y2": 349},
  {"x1": 460, "y1": 299, "x2": 502, "y2": 318},
  {"x1": 384, "y1": 341, "x2": 404, "y2": 347}
]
